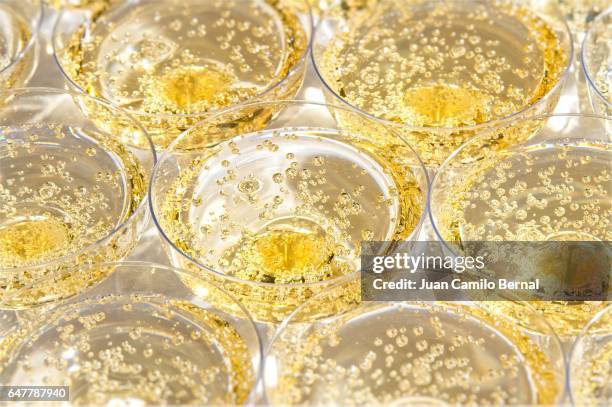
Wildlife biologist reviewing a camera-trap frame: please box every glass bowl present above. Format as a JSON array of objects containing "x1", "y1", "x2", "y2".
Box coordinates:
[
  {"x1": 569, "y1": 304, "x2": 612, "y2": 406},
  {"x1": 0, "y1": 0, "x2": 42, "y2": 90},
  {"x1": 150, "y1": 100, "x2": 429, "y2": 322},
  {"x1": 53, "y1": 0, "x2": 313, "y2": 149},
  {"x1": 0, "y1": 88, "x2": 156, "y2": 309},
  {"x1": 582, "y1": 7, "x2": 611, "y2": 117},
  {"x1": 0, "y1": 262, "x2": 263, "y2": 405},
  {"x1": 312, "y1": 0, "x2": 573, "y2": 166},
  {"x1": 264, "y1": 277, "x2": 567, "y2": 405},
  {"x1": 429, "y1": 114, "x2": 611, "y2": 337}
]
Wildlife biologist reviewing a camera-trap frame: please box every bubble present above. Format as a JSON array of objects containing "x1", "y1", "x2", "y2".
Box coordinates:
[
  {"x1": 237, "y1": 176, "x2": 261, "y2": 194},
  {"x1": 272, "y1": 173, "x2": 283, "y2": 183}
]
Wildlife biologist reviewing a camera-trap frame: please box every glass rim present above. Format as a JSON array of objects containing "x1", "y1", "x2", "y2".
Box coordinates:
[
  {"x1": 581, "y1": 6, "x2": 612, "y2": 107},
  {"x1": 567, "y1": 302, "x2": 612, "y2": 406},
  {"x1": 264, "y1": 276, "x2": 567, "y2": 404},
  {"x1": 311, "y1": 0, "x2": 575, "y2": 133},
  {"x1": 0, "y1": 0, "x2": 44, "y2": 77},
  {"x1": 150, "y1": 99, "x2": 431, "y2": 289},
  {"x1": 1, "y1": 260, "x2": 265, "y2": 406},
  {"x1": 428, "y1": 113, "x2": 612, "y2": 251},
  {"x1": 0, "y1": 87, "x2": 157, "y2": 275},
  {"x1": 51, "y1": 0, "x2": 315, "y2": 119}
]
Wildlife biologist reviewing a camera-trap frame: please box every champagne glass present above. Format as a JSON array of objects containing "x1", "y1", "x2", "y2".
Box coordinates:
[
  {"x1": 265, "y1": 277, "x2": 567, "y2": 405},
  {"x1": 0, "y1": 262, "x2": 263, "y2": 405},
  {"x1": 53, "y1": 0, "x2": 313, "y2": 149},
  {"x1": 430, "y1": 114, "x2": 611, "y2": 337},
  {"x1": 313, "y1": 0, "x2": 573, "y2": 166},
  {"x1": 150, "y1": 100, "x2": 428, "y2": 323},
  {"x1": 0, "y1": 88, "x2": 156, "y2": 308}
]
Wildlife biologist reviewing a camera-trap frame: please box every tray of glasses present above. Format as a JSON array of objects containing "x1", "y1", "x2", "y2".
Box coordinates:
[{"x1": 0, "y1": 0, "x2": 610, "y2": 405}]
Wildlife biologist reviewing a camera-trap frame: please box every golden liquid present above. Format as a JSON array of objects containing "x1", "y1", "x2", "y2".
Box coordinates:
[
  {"x1": 402, "y1": 85, "x2": 492, "y2": 128},
  {"x1": 154, "y1": 65, "x2": 235, "y2": 111},
  {"x1": 439, "y1": 144, "x2": 611, "y2": 242},
  {"x1": 0, "y1": 4, "x2": 32, "y2": 88},
  {"x1": 268, "y1": 303, "x2": 562, "y2": 405},
  {"x1": 0, "y1": 124, "x2": 148, "y2": 307},
  {"x1": 223, "y1": 218, "x2": 341, "y2": 284},
  {"x1": 0, "y1": 296, "x2": 255, "y2": 405},
  {"x1": 0, "y1": 217, "x2": 70, "y2": 266},
  {"x1": 158, "y1": 128, "x2": 424, "y2": 321},
  {"x1": 59, "y1": 0, "x2": 308, "y2": 148},
  {"x1": 319, "y1": 0, "x2": 568, "y2": 165},
  {"x1": 436, "y1": 141, "x2": 611, "y2": 335}
]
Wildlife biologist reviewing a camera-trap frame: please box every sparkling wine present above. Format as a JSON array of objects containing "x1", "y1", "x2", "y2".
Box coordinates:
[
  {"x1": 156, "y1": 126, "x2": 425, "y2": 321},
  {"x1": 56, "y1": 0, "x2": 309, "y2": 148},
  {"x1": 316, "y1": 0, "x2": 569, "y2": 165}
]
